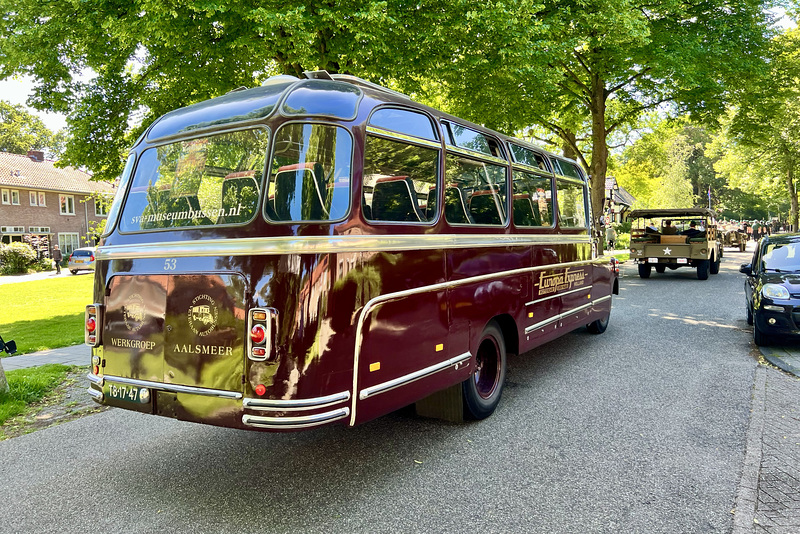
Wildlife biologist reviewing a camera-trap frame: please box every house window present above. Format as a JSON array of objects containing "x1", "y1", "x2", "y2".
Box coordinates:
[
  {"x1": 94, "y1": 196, "x2": 110, "y2": 217},
  {"x1": 60, "y1": 194, "x2": 75, "y2": 215},
  {"x1": 11, "y1": 190, "x2": 20, "y2": 205},
  {"x1": 38, "y1": 192, "x2": 46, "y2": 207},
  {"x1": 58, "y1": 233, "x2": 80, "y2": 255},
  {"x1": 29, "y1": 191, "x2": 38, "y2": 206},
  {"x1": 1, "y1": 189, "x2": 8, "y2": 204}
]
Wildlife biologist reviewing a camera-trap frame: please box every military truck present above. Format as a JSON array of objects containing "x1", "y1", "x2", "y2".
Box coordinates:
[{"x1": 628, "y1": 208, "x2": 723, "y2": 280}]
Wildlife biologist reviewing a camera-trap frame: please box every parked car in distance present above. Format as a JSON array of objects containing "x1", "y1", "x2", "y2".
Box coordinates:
[
  {"x1": 68, "y1": 247, "x2": 96, "y2": 274},
  {"x1": 739, "y1": 233, "x2": 800, "y2": 345}
]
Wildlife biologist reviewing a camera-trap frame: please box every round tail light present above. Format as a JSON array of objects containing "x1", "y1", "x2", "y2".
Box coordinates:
[
  {"x1": 250, "y1": 324, "x2": 266, "y2": 344},
  {"x1": 86, "y1": 317, "x2": 96, "y2": 333}
]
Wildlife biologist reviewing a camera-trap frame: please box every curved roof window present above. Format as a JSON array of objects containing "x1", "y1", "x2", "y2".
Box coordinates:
[
  {"x1": 281, "y1": 80, "x2": 363, "y2": 120},
  {"x1": 368, "y1": 108, "x2": 437, "y2": 141}
]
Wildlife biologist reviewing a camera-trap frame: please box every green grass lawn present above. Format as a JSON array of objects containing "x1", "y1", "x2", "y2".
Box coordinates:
[
  {"x1": 0, "y1": 364, "x2": 71, "y2": 425},
  {"x1": 0, "y1": 276, "x2": 94, "y2": 355}
]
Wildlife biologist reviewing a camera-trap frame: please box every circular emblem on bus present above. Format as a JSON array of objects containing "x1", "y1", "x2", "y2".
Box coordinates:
[
  {"x1": 188, "y1": 294, "x2": 218, "y2": 337},
  {"x1": 123, "y1": 294, "x2": 146, "y2": 332}
]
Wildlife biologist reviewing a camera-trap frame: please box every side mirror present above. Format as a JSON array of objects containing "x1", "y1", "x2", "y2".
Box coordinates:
[{"x1": 739, "y1": 263, "x2": 753, "y2": 276}]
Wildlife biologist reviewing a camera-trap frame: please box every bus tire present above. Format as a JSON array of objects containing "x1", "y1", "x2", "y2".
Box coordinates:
[
  {"x1": 697, "y1": 260, "x2": 710, "y2": 280},
  {"x1": 638, "y1": 264, "x2": 651, "y2": 278},
  {"x1": 463, "y1": 321, "x2": 506, "y2": 420},
  {"x1": 587, "y1": 308, "x2": 610, "y2": 334}
]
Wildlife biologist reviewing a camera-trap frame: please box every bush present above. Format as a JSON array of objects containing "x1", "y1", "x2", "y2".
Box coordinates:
[
  {"x1": 0, "y1": 242, "x2": 38, "y2": 274},
  {"x1": 616, "y1": 233, "x2": 630, "y2": 249}
]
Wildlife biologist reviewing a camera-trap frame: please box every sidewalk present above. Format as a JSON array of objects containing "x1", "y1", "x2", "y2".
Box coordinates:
[{"x1": 1, "y1": 344, "x2": 90, "y2": 371}]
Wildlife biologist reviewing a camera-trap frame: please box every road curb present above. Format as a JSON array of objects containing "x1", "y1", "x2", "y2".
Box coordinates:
[
  {"x1": 732, "y1": 364, "x2": 766, "y2": 533},
  {"x1": 761, "y1": 349, "x2": 800, "y2": 378}
]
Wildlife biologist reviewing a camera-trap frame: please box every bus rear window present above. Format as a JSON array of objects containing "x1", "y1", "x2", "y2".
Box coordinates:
[
  {"x1": 120, "y1": 129, "x2": 267, "y2": 232},
  {"x1": 265, "y1": 123, "x2": 352, "y2": 222}
]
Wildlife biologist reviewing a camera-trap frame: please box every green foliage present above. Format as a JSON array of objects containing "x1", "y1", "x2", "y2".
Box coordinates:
[
  {"x1": 0, "y1": 364, "x2": 71, "y2": 425},
  {"x1": 0, "y1": 100, "x2": 52, "y2": 154},
  {"x1": 615, "y1": 233, "x2": 630, "y2": 250},
  {"x1": 0, "y1": 242, "x2": 38, "y2": 274},
  {"x1": 0, "y1": 275, "x2": 93, "y2": 354}
]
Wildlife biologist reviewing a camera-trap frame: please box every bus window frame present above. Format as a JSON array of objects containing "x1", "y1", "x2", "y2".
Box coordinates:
[
  {"x1": 264, "y1": 119, "x2": 355, "y2": 225},
  {"x1": 509, "y1": 162, "x2": 556, "y2": 230},
  {"x1": 118, "y1": 125, "x2": 271, "y2": 235},
  {"x1": 507, "y1": 141, "x2": 554, "y2": 174},
  {"x1": 366, "y1": 105, "x2": 440, "y2": 143},
  {"x1": 554, "y1": 175, "x2": 590, "y2": 231},
  {"x1": 441, "y1": 120, "x2": 508, "y2": 161},
  {"x1": 101, "y1": 152, "x2": 137, "y2": 237},
  {"x1": 362, "y1": 125, "x2": 443, "y2": 227},
  {"x1": 443, "y1": 148, "x2": 510, "y2": 229}
]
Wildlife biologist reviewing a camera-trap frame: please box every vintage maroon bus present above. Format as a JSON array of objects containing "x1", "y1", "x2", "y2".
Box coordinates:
[{"x1": 85, "y1": 71, "x2": 619, "y2": 431}]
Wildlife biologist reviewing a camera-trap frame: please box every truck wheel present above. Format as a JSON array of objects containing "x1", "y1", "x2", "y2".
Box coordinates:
[
  {"x1": 710, "y1": 255, "x2": 720, "y2": 275},
  {"x1": 655, "y1": 265, "x2": 666, "y2": 274},
  {"x1": 463, "y1": 321, "x2": 506, "y2": 420},
  {"x1": 638, "y1": 264, "x2": 652, "y2": 278},
  {"x1": 740, "y1": 243, "x2": 746, "y2": 252},
  {"x1": 697, "y1": 259, "x2": 710, "y2": 280}
]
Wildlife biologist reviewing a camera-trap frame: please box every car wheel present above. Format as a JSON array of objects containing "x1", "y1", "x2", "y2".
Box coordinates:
[
  {"x1": 753, "y1": 319, "x2": 768, "y2": 346},
  {"x1": 655, "y1": 265, "x2": 666, "y2": 274},
  {"x1": 463, "y1": 321, "x2": 506, "y2": 420},
  {"x1": 697, "y1": 259, "x2": 710, "y2": 280},
  {"x1": 638, "y1": 264, "x2": 652, "y2": 278},
  {"x1": 710, "y1": 255, "x2": 720, "y2": 275},
  {"x1": 746, "y1": 303, "x2": 754, "y2": 325},
  {"x1": 70, "y1": 270, "x2": 78, "y2": 275}
]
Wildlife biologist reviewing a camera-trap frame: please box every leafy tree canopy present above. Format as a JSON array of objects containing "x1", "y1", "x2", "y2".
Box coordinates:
[{"x1": 0, "y1": 100, "x2": 52, "y2": 154}]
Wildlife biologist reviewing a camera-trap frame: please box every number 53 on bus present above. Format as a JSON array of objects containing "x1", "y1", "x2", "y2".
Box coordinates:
[{"x1": 85, "y1": 71, "x2": 619, "y2": 431}]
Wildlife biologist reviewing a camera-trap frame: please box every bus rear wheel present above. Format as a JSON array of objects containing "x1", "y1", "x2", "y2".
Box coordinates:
[{"x1": 463, "y1": 321, "x2": 506, "y2": 420}]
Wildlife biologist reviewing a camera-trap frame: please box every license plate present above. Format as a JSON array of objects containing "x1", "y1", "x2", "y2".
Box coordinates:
[
  {"x1": 647, "y1": 258, "x2": 658, "y2": 263},
  {"x1": 106, "y1": 382, "x2": 149, "y2": 404},
  {"x1": 75, "y1": 259, "x2": 85, "y2": 263},
  {"x1": 677, "y1": 258, "x2": 688, "y2": 264}
]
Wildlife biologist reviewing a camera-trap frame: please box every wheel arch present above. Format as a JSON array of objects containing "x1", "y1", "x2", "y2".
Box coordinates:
[{"x1": 490, "y1": 314, "x2": 518, "y2": 357}]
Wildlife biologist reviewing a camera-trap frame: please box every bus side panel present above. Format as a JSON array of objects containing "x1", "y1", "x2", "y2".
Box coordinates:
[
  {"x1": 248, "y1": 252, "x2": 356, "y2": 403},
  {"x1": 352, "y1": 249, "x2": 455, "y2": 425},
  {"x1": 446, "y1": 245, "x2": 529, "y2": 357},
  {"x1": 551, "y1": 243, "x2": 595, "y2": 332}
]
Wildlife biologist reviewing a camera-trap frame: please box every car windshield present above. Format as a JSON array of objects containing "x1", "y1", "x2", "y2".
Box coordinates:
[
  {"x1": 72, "y1": 250, "x2": 94, "y2": 257},
  {"x1": 762, "y1": 243, "x2": 800, "y2": 272}
]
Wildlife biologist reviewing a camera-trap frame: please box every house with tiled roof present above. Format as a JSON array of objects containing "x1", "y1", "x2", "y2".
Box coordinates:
[{"x1": 0, "y1": 150, "x2": 115, "y2": 256}]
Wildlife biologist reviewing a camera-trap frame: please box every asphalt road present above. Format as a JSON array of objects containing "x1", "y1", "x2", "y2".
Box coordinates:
[{"x1": 0, "y1": 249, "x2": 758, "y2": 533}]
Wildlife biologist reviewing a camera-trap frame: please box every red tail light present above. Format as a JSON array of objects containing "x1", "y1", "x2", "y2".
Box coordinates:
[
  {"x1": 250, "y1": 324, "x2": 266, "y2": 344},
  {"x1": 86, "y1": 317, "x2": 96, "y2": 333}
]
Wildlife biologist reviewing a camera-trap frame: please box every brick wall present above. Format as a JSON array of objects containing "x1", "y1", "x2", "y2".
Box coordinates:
[{"x1": 0, "y1": 186, "x2": 108, "y2": 252}]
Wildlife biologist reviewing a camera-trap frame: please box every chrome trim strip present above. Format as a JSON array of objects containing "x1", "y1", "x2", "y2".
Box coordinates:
[
  {"x1": 446, "y1": 144, "x2": 509, "y2": 166},
  {"x1": 366, "y1": 126, "x2": 441, "y2": 149},
  {"x1": 97, "y1": 234, "x2": 592, "y2": 260},
  {"x1": 87, "y1": 387, "x2": 104, "y2": 401},
  {"x1": 101, "y1": 375, "x2": 243, "y2": 400},
  {"x1": 349, "y1": 257, "x2": 605, "y2": 424},
  {"x1": 243, "y1": 391, "x2": 351, "y2": 412},
  {"x1": 87, "y1": 373, "x2": 104, "y2": 386},
  {"x1": 524, "y1": 295, "x2": 612, "y2": 334},
  {"x1": 525, "y1": 284, "x2": 593, "y2": 307},
  {"x1": 242, "y1": 408, "x2": 350, "y2": 429},
  {"x1": 359, "y1": 352, "x2": 471, "y2": 401}
]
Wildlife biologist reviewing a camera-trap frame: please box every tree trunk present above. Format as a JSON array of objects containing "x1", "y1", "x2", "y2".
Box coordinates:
[
  {"x1": 0, "y1": 358, "x2": 9, "y2": 394},
  {"x1": 588, "y1": 74, "x2": 609, "y2": 224},
  {"x1": 787, "y1": 160, "x2": 798, "y2": 231}
]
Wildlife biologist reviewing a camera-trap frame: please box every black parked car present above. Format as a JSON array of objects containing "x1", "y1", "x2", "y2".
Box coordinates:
[{"x1": 740, "y1": 233, "x2": 800, "y2": 346}]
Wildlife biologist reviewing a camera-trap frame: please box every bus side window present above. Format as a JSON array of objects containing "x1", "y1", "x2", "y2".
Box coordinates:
[
  {"x1": 512, "y1": 170, "x2": 553, "y2": 228},
  {"x1": 362, "y1": 135, "x2": 439, "y2": 223},
  {"x1": 444, "y1": 154, "x2": 507, "y2": 226},
  {"x1": 556, "y1": 178, "x2": 588, "y2": 228}
]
